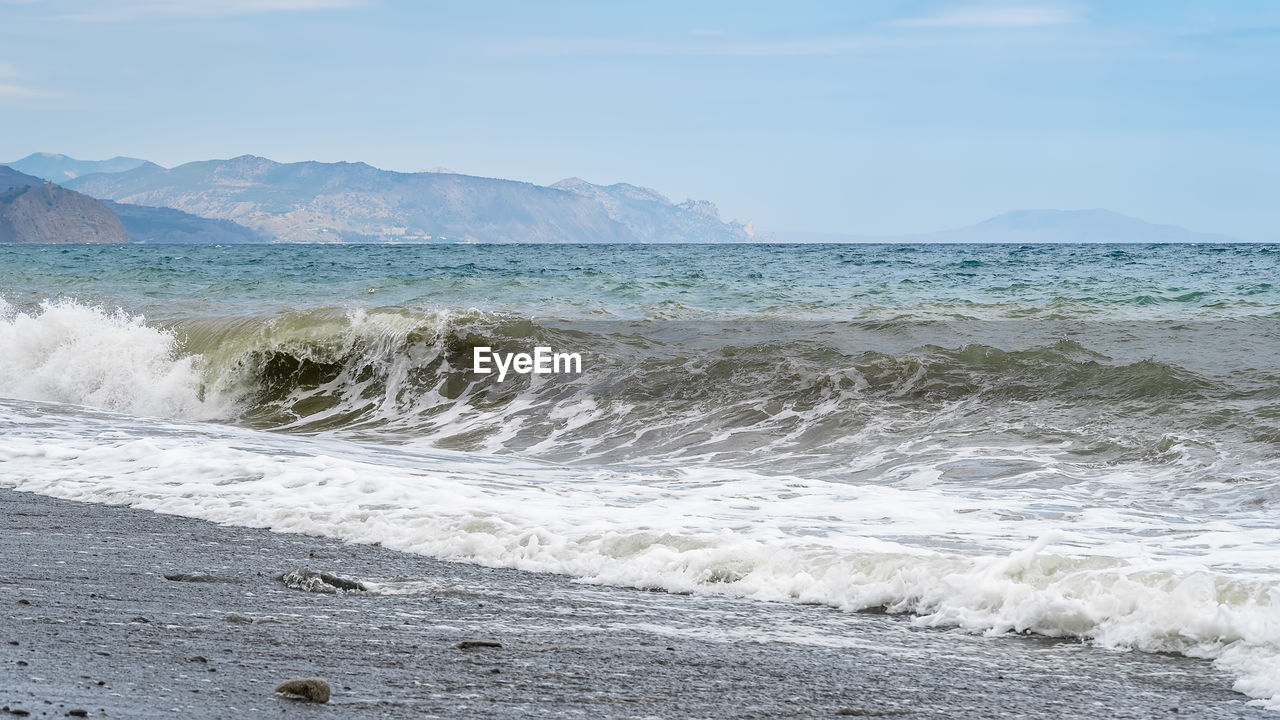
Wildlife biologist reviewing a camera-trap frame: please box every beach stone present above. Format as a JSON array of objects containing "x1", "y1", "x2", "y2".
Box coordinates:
[
  {"x1": 274, "y1": 678, "x2": 330, "y2": 703},
  {"x1": 276, "y1": 568, "x2": 366, "y2": 593},
  {"x1": 454, "y1": 640, "x2": 502, "y2": 649},
  {"x1": 163, "y1": 572, "x2": 234, "y2": 583}
]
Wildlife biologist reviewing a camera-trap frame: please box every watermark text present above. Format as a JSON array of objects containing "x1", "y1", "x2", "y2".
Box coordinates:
[{"x1": 472, "y1": 347, "x2": 583, "y2": 382}]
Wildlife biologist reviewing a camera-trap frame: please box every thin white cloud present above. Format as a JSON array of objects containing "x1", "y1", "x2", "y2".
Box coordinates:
[
  {"x1": 496, "y1": 7, "x2": 1084, "y2": 60},
  {"x1": 894, "y1": 5, "x2": 1079, "y2": 28},
  {"x1": 57, "y1": 0, "x2": 369, "y2": 22},
  {"x1": 0, "y1": 83, "x2": 54, "y2": 100},
  {"x1": 496, "y1": 35, "x2": 870, "y2": 58},
  {"x1": 0, "y1": 62, "x2": 56, "y2": 104}
]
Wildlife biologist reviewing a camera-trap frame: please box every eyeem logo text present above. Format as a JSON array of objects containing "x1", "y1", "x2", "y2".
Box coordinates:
[{"x1": 472, "y1": 347, "x2": 583, "y2": 382}]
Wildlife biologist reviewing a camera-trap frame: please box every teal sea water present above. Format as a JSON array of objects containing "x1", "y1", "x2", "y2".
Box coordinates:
[
  {"x1": 4, "y1": 243, "x2": 1277, "y2": 317},
  {"x1": 2, "y1": 243, "x2": 1279, "y2": 710}
]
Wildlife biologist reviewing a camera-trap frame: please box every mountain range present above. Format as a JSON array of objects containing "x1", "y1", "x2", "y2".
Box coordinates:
[
  {"x1": 61, "y1": 155, "x2": 754, "y2": 244},
  {"x1": 0, "y1": 166, "x2": 129, "y2": 244},
  {"x1": 1, "y1": 152, "x2": 1239, "y2": 245},
  {"x1": 2, "y1": 161, "x2": 265, "y2": 244},
  {"x1": 8, "y1": 153, "x2": 149, "y2": 183},
  {"x1": 103, "y1": 201, "x2": 268, "y2": 244}
]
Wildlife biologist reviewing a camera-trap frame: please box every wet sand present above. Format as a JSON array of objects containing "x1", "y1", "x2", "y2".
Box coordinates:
[{"x1": 0, "y1": 488, "x2": 1267, "y2": 719}]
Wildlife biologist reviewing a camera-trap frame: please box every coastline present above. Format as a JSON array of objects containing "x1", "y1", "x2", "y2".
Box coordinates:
[{"x1": 0, "y1": 488, "x2": 1266, "y2": 719}]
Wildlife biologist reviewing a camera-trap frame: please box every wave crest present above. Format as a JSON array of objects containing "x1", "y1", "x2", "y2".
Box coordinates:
[
  {"x1": 0, "y1": 298, "x2": 221, "y2": 418},
  {"x1": 2, "y1": 299, "x2": 1271, "y2": 472}
]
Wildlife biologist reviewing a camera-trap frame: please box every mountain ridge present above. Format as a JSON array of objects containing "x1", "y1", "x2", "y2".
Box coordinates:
[
  {"x1": 7, "y1": 153, "x2": 149, "y2": 182},
  {"x1": 104, "y1": 201, "x2": 269, "y2": 244},
  {"x1": 0, "y1": 165, "x2": 45, "y2": 191},
  {"x1": 24, "y1": 152, "x2": 1234, "y2": 244},
  {"x1": 2, "y1": 162, "x2": 269, "y2": 244},
  {"x1": 66, "y1": 154, "x2": 753, "y2": 244},
  {"x1": 0, "y1": 182, "x2": 131, "y2": 244}
]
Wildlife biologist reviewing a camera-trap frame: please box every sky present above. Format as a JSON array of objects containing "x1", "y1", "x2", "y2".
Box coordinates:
[{"x1": 1, "y1": 0, "x2": 1278, "y2": 240}]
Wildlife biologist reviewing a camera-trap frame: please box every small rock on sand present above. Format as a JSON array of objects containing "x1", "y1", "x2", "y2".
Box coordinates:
[
  {"x1": 163, "y1": 572, "x2": 234, "y2": 583},
  {"x1": 274, "y1": 677, "x2": 331, "y2": 703},
  {"x1": 454, "y1": 640, "x2": 502, "y2": 649},
  {"x1": 276, "y1": 568, "x2": 366, "y2": 593}
]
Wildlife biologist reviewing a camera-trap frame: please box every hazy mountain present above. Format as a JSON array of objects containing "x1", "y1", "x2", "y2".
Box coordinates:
[
  {"x1": 105, "y1": 201, "x2": 269, "y2": 244},
  {"x1": 915, "y1": 209, "x2": 1234, "y2": 244},
  {"x1": 66, "y1": 155, "x2": 752, "y2": 243},
  {"x1": 775, "y1": 209, "x2": 1234, "y2": 244},
  {"x1": 2, "y1": 163, "x2": 264, "y2": 244},
  {"x1": 0, "y1": 182, "x2": 130, "y2": 244},
  {"x1": 551, "y1": 177, "x2": 753, "y2": 243},
  {"x1": 0, "y1": 165, "x2": 44, "y2": 191},
  {"x1": 9, "y1": 154, "x2": 1230, "y2": 246},
  {"x1": 8, "y1": 153, "x2": 149, "y2": 183}
]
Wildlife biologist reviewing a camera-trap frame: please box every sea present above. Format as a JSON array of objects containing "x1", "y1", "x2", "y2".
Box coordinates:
[{"x1": 1, "y1": 243, "x2": 1278, "y2": 710}]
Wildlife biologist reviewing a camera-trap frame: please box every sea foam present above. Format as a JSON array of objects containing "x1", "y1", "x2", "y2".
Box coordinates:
[
  {"x1": 0, "y1": 298, "x2": 223, "y2": 419},
  {"x1": 1, "y1": 400, "x2": 1277, "y2": 710}
]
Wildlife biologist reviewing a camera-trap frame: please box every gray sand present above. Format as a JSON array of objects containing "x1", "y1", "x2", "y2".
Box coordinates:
[{"x1": 0, "y1": 489, "x2": 1268, "y2": 718}]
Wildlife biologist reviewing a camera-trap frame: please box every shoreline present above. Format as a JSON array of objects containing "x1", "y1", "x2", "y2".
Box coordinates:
[{"x1": 0, "y1": 488, "x2": 1267, "y2": 719}]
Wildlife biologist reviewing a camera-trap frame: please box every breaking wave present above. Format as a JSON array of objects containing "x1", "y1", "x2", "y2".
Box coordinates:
[{"x1": 4, "y1": 298, "x2": 1276, "y2": 472}]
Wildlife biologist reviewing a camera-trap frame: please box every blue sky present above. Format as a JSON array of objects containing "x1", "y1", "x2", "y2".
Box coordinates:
[{"x1": 1, "y1": 0, "x2": 1278, "y2": 239}]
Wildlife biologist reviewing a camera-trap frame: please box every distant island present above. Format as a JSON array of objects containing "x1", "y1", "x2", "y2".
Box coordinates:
[
  {"x1": 1, "y1": 152, "x2": 1236, "y2": 244},
  {"x1": 776, "y1": 209, "x2": 1235, "y2": 244}
]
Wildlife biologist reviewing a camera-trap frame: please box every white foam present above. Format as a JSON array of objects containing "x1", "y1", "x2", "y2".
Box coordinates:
[
  {"x1": 1, "y1": 398, "x2": 1278, "y2": 710},
  {"x1": 0, "y1": 298, "x2": 226, "y2": 419}
]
